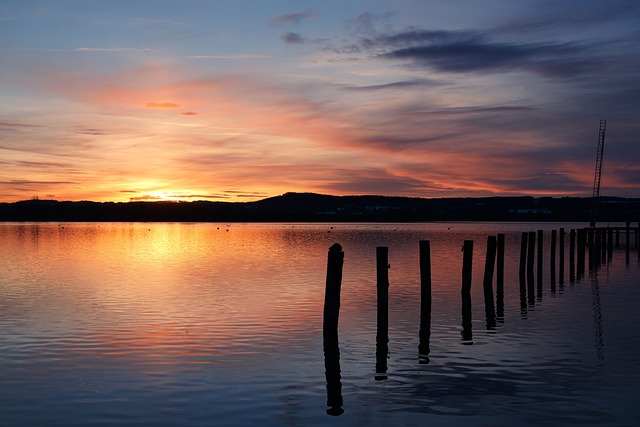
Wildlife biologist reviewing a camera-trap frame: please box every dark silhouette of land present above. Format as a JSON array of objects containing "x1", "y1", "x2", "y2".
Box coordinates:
[{"x1": 0, "y1": 192, "x2": 638, "y2": 222}]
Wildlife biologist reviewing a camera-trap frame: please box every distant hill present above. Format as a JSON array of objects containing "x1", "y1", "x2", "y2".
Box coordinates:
[{"x1": 0, "y1": 192, "x2": 638, "y2": 222}]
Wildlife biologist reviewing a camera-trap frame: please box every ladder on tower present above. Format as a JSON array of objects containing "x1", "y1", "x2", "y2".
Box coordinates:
[{"x1": 589, "y1": 119, "x2": 607, "y2": 227}]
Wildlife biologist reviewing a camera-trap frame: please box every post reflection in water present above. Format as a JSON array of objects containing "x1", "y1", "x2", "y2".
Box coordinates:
[
  {"x1": 375, "y1": 335, "x2": 389, "y2": 380},
  {"x1": 591, "y1": 273, "x2": 605, "y2": 367},
  {"x1": 323, "y1": 243, "x2": 344, "y2": 415},
  {"x1": 323, "y1": 334, "x2": 344, "y2": 416}
]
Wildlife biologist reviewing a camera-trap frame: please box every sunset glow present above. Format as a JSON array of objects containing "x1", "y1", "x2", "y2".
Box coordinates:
[{"x1": 1, "y1": 1, "x2": 639, "y2": 202}]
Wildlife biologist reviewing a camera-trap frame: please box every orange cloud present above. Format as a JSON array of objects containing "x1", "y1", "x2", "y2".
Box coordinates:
[{"x1": 146, "y1": 102, "x2": 180, "y2": 108}]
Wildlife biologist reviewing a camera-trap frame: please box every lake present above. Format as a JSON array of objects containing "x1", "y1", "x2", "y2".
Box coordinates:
[{"x1": 0, "y1": 222, "x2": 639, "y2": 426}]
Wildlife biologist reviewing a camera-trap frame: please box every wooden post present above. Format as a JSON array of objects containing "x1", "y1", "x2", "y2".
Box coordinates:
[
  {"x1": 626, "y1": 222, "x2": 631, "y2": 263},
  {"x1": 324, "y1": 243, "x2": 344, "y2": 339},
  {"x1": 461, "y1": 240, "x2": 473, "y2": 342},
  {"x1": 418, "y1": 240, "x2": 432, "y2": 358},
  {"x1": 519, "y1": 232, "x2": 528, "y2": 315},
  {"x1": 577, "y1": 228, "x2": 586, "y2": 278},
  {"x1": 496, "y1": 234, "x2": 505, "y2": 320},
  {"x1": 483, "y1": 236, "x2": 497, "y2": 328},
  {"x1": 527, "y1": 231, "x2": 536, "y2": 305},
  {"x1": 376, "y1": 246, "x2": 389, "y2": 379},
  {"x1": 569, "y1": 229, "x2": 576, "y2": 283},
  {"x1": 550, "y1": 229, "x2": 557, "y2": 293},
  {"x1": 519, "y1": 232, "x2": 528, "y2": 285},
  {"x1": 559, "y1": 228, "x2": 565, "y2": 285},
  {"x1": 626, "y1": 221, "x2": 631, "y2": 247},
  {"x1": 537, "y1": 230, "x2": 543, "y2": 294},
  {"x1": 593, "y1": 228, "x2": 602, "y2": 266},
  {"x1": 588, "y1": 228, "x2": 595, "y2": 271},
  {"x1": 323, "y1": 243, "x2": 344, "y2": 415},
  {"x1": 607, "y1": 227, "x2": 613, "y2": 261}
]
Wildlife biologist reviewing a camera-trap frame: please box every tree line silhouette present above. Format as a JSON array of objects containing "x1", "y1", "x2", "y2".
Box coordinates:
[{"x1": 0, "y1": 192, "x2": 638, "y2": 222}]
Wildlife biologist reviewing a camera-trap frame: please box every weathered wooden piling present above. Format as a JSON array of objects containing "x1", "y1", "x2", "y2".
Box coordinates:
[
  {"x1": 588, "y1": 228, "x2": 595, "y2": 271},
  {"x1": 324, "y1": 243, "x2": 344, "y2": 339},
  {"x1": 626, "y1": 222, "x2": 631, "y2": 246},
  {"x1": 323, "y1": 243, "x2": 344, "y2": 415},
  {"x1": 537, "y1": 230, "x2": 543, "y2": 292},
  {"x1": 519, "y1": 232, "x2": 528, "y2": 315},
  {"x1": 550, "y1": 229, "x2": 557, "y2": 292},
  {"x1": 496, "y1": 234, "x2": 505, "y2": 319},
  {"x1": 483, "y1": 236, "x2": 497, "y2": 328},
  {"x1": 461, "y1": 240, "x2": 473, "y2": 342},
  {"x1": 569, "y1": 229, "x2": 576, "y2": 282},
  {"x1": 376, "y1": 246, "x2": 389, "y2": 379},
  {"x1": 559, "y1": 228, "x2": 565, "y2": 285},
  {"x1": 626, "y1": 222, "x2": 631, "y2": 262},
  {"x1": 418, "y1": 240, "x2": 432, "y2": 358},
  {"x1": 595, "y1": 228, "x2": 603, "y2": 265},
  {"x1": 577, "y1": 228, "x2": 586, "y2": 278},
  {"x1": 527, "y1": 231, "x2": 536, "y2": 304},
  {"x1": 607, "y1": 227, "x2": 613, "y2": 261},
  {"x1": 519, "y1": 232, "x2": 528, "y2": 285}
]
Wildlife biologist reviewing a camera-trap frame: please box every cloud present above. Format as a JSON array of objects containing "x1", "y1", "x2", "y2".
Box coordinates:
[
  {"x1": 343, "y1": 78, "x2": 437, "y2": 91},
  {"x1": 346, "y1": 12, "x2": 394, "y2": 36},
  {"x1": 129, "y1": 195, "x2": 164, "y2": 201},
  {"x1": 270, "y1": 10, "x2": 318, "y2": 27},
  {"x1": 76, "y1": 47, "x2": 153, "y2": 52},
  {"x1": 75, "y1": 128, "x2": 107, "y2": 135},
  {"x1": 384, "y1": 41, "x2": 591, "y2": 78},
  {"x1": 0, "y1": 179, "x2": 77, "y2": 188},
  {"x1": 128, "y1": 193, "x2": 230, "y2": 201},
  {"x1": 316, "y1": 169, "x2": 432, "y2": 196},
  {"x1": 0, "y1": 121, "x2": 41, "y2": 129},
  {"x1": 494, "y1": 1, "x2": 640, "y2": 36},
  {"x1": 280, "y1": 32, "x2": 306, "y2": 44},
  {"x1": 329, "y1": 27, "x2": 599, "y2": 78},
  {"x1": 15, "y1": 160, "x2": 75, "y2": 169},
  {"x1": 145, "y1": 102, "x2": 180, "y2": 109},
  {"x1": 224, "y1": 190, "x2": 269, "y2": 198},
  {"x1": 415, "y1": 105, "x2": 536, "y2": 116},
  {"x1": 186, "y1": 55, "x2": 272, "y2": 60},
  {"x1": 181, "y1": 112, "x2": 198, "y2": 116}
]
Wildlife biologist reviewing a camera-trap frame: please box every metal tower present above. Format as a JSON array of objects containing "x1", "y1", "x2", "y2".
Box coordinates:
[{"x1": 589, "y1": 119, "x2": 607, "y2": 227}]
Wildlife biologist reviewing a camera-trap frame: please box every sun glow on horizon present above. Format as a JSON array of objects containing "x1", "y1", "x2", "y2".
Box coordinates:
[{"x1": 116, "y1": 185, "x2": 279, "y2": 203}]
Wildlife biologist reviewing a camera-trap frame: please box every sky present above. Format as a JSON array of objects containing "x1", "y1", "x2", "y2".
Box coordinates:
[{"x1": 1, "y1": 0, "x2": 639, "y2": 202}]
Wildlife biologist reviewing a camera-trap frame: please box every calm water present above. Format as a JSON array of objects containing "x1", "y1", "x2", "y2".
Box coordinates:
[{"x1": 1, "y1": 222, "x2": 639, "y2": 426}]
